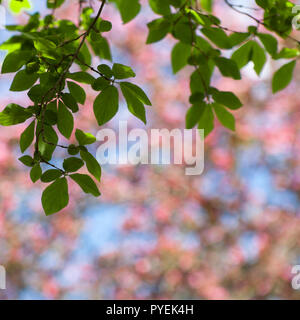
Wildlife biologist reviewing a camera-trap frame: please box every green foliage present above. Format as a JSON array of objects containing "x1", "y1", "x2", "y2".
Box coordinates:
[
  {"x1": 110, "y1": 0, "x2": 141, "y2": 24},
  {"x1": 10, "y1": 70, "x2": 38, "y2": 91},
  {"x1": 112, "y1": 63, "x2": 136, "y2": 79},
  {"x1": 0, "y1": 104, "x2": 32, "y2": 126},
  {"x1": 0, "y1": 0, "x2": 299, "y2": 215},
  {"x1": 212, "y1": 90, "x2": 242, "y2": 110},
  {"x1": 257, "y1": 33, "x2": 278, "y2": 57},
  {"x1": 42, "y1": 178, "x2": 69, "y2": 215},
  {"x1": 97, "y1": 64, "x2": 113, "y2": 78},
  {"x1": 80, "y1": 150, "x2": 102, "y2": 182},
  {"x1": 120, "y1": 83, "x2": 147, "y2": 124},
  {"x1": 93, "y1": 85, "x2": 119, "y2": 125},
  {"x1": 119, "y1": 82, "x2": 152, "y2": 106},
  {"x1": 67, "y1": 72, "x2": 95, "y2": 84},
  {"x1": 213, "y1": 103, "x2": 235, "y2": 131},
  {"x1": 41, "y1": 169, "x2": 62, "y2": 183},
  {"x1": 198, "y1": 104, "x2": 214, "y2": 137},
  {"x1": 75, "y1": 129, "x2": 96, "y2": 146},
  {"x1": 70, "y1": 174, "x2": 101, "y2": 197},
  {"x1": 57, "y1": 101, "x2": 74, "y2": 139},
  {"x1": 63, "y1": 157, "x2": 84, "y2": 172},
  {"x1": 186, "y1": 103, "x2": 205, "y2": 129},
  {"x1": 61, "y1": 93, "x2": 79, "y2": 113},
  {"x1": 272, "y1": 61, "x2": 296, "y2": 93},
  {"x1": 30, "y1": 164, "x2": 42, "y2": 183},
  {"x1": 20, "y1": 120, "x2": 35, "y2": 153},
  {"x1": 19, "y1": 155, "x2": 35, "y2": 167},
  {"x1": 171, "y1": 42, "x2": 191, "y2": 74},
  {"x1": 9, "y1": 0, "x2": 31, "y2": 14},
  {"x1": 146, "y1": 18, "x2": 172, "y2": 44},
  {"x1": 1, "y1": 50, "x2": 34, "y2": 73},
  {"x1": 67, "y1": 82, "x2": 86, "y2": 105}
]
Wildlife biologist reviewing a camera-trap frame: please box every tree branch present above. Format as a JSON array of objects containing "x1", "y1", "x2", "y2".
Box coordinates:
[{"x1": 35, "y1": 0, "x2": 107, "y2": 169}]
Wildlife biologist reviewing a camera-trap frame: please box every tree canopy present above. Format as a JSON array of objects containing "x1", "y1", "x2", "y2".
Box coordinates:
[{"x1": 0, "y1": 0, "x2": 299, "y2": 215}]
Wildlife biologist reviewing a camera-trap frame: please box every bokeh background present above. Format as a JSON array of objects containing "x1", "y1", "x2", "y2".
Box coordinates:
[{"x1": 1, "y1": 0, "x2": 300, "y2": 299}]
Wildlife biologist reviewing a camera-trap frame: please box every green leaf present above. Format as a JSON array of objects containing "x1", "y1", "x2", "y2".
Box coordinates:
[
  {"x1": 57, "y1": 101, "x2": 74, "y2": 139},
  {"x1": 33, "y1": 39, "x2": 58, "y2": 60},
  {"x1": 67, "y1": 72, "x2": 95, "y2": 84},
  {"x1": 70, "y1": 173, "x2": 100, "y2": 197},
  {"x1": 80, "y1": 150, "x2": 101, "y2": 181},
  {"x1": 198, "y1": 104, "x2": 214, "y2": 137},
  {"x1": 215, "y1": 57, "x2": 241, "y2": 80},
  {"x1": 91, "y1": 29, "x2": 102, "y2": 42},
  {"x1": 173, "y1": 22, "x2": 194, "y2": 44},
  {"x1": 171, "y1": 42, "x2": 191, "y2": 74},
  {"x1": 275, "y1": 48, "x2": 299, "y2": 59},
  {"x1": 19, "y1": 155, "x2": 35, "y2": 167},
  {"x1": 26, "y1": 61, "x2": 40, "y2": 74},
  {"x1": 77, "y1": 43, "x2": 92, "y2": 71},
  {"x1": 97, "y1": 64, "x2": 113, "y2": 78},
  {"x1": 186, "y1": 103, "x2": 206, "y2": 129},
  {"x1": 68, "y1": 145, "x2": 80, "y2": 156},
  {"x1": 0, "y1": 104, "x2": 32, "y2": 126},
  {"x1": 201, "y1": 27, "x2": 232, "y2": 49},
  {"x1": 258, "y1": 33, "x2": 278, "y2": 56},
  {"x1": 90, "y1": 37, "x2": 112, "y2": 61},
  {"x1": 42, "y1": 177, "x2": 69, "y2": 215},
  {"x1": 1, "y1": 50, "x2": 34, "y2": 74},
  {"x1": 93, "y1": 85, "x2": 119, "y2": 126},
  {"x1": 41, "y1": 169, "x2": 62, "y2": 183},
  {"x1": 201, "y1": 0, "x2": 213, "y2": 12},
  {"x1": 146, "y1": 18, "x2": 171, "y2": 44},
  {"x1": 20, "y1": 120, "x2": 35, "y2": 153},
  {"x1": 255, "y1": 0, "x2": 270, "y2": 9},
  {"x1": 231, "y1": 41, "x2": 253, "y2": 69},
  {"x1": 63, "y1": 157, "x2": 84, "y2": 172},
  {"x1": 212, "y1": 90, "x2": 242, "y2": 110},
  {"x1": 44, "y1": 111, "x2": 57, "y2": 126},
  {"x1": 10, "y1": 70, "x2": 39, "y2": 92},
  {"x1": 28, "y1": 84, "x2": 55, "y2": 104},
  {"x1": 168, "y1": 0, "x2": 186, "y2": 8},
  {"x1": 120, "y1": 82, "x2": 146, "y2": 123},
  {"x1": 149, "y1": 0, "x2": 171, "y2": 15},
  {"x1": 213, "y1": 103, "x2": 235, "y2": 131},
  {"x1": 229, "y1": 32, "x2": 250, "y2": 46},
  {"x1": 67, "y1": 82, "x2": 86, "y2": 105},
  {"x1": 189, "y1": 92, "x2": 205, "y2": 104},
  {"x1": 251, "y1": 41, "x2": 266, "y2": 75},
  {"x1": 47, "y1": 0, "x2": 65, "y2": 9},
  {"x1": 115, "y1": 0, "x2": 141, "y2": 24},
  {"x1": 189, "y1": 10, "x2": 206, "y2": 25},
  {"x1": 30, "y1": 163, "x2": 42, "y2": 183},
  {"x1": 9, "y1": 0, "x2": 31, "y2": 13},
  {"x1": 92, "y1": 77, "x2": 110, "y2": 91},
  {"x1": 99, "y1": 20, "x2": 112, "y2": 32},
  {"x1": 37, "y1": 123, "x2": 58, "y2": 161},
  {"x1": 190, "y1": 65, "x2": 214, "y2": 94},
  {"x1": 272, "y1": 61, "x2": 296, "y2": 93},
  {"x1": 119, "y1": 82, "x2": 151, "y2": 106},
  {"x1": 61, "y1": 93, "x2": 79, "y2": 113},
  {"x1": 112, "y1": 63, "x2": 136, "y2": 79},
  {"x1": 75, "y1": 129, "x2": 96, "y2": 145}
]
